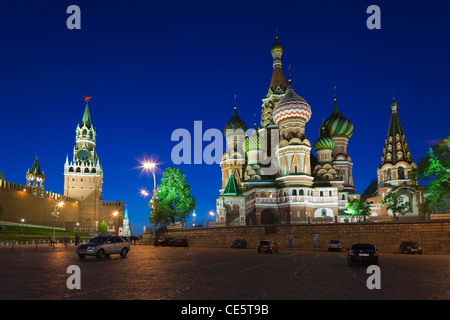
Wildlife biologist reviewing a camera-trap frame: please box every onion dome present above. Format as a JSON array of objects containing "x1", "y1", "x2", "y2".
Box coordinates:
[
  {"x1": 272, "y1": 81, "x2": 312, "y2": 124},
  {"x1": 313, "y1": 121, "x2": 335, "y2": 151},
  {"x1": 243, "y1": 124, "x2": 266, "y2": 153},
  {"x1": 323, "y1": 97, "x2": 354, "y2": 138},
  {"x1": 270, "y1": 36, "x2": 283, "y2": 55},
  {"x1": 224, "y1": 106, "x2": 247, "y2": 135}
]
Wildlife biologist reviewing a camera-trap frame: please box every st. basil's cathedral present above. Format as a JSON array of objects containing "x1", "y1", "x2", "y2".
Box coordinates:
[{"x1": 213, "y1": 36, "x2": 424, "y2": 226}]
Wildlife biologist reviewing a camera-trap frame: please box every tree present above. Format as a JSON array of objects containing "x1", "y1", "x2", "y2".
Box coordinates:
[
  {"x1": 345, "y1": 198, "x2": 372, "y2": 222},
  {"x1": 151, "y1": 167, "x2": 196, "y2": 226},
  {"x1": 414, "y1": 134, "x2": 450, "y2": 214},
  {"x1": 379, "y1": 191, "x2": 410, "y2": 221},
  {"x1": 98, "y1": 220, "x2": 108, "y2": 234}
]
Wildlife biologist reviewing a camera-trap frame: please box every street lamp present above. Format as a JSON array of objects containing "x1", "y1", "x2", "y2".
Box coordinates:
[
  {"x1": 192, "y1": 211, "x2": 196, "y2": 227},
  {"x1": 20, "y1": 218, "x2": 25, "y2": 234},
  {"x1": 51, "y1": 202, "x2": 64, "y2": 243},
  {"x1": 140, "y1": 160, "x2": 159, "y2": 238},
  {"x1": 112, "y1": 211, "x2": 118, "y2": 235}
]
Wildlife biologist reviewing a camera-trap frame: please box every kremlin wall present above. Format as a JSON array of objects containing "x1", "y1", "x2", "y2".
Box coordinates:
[{"x1": 0, "y1": 179, "x2": 79, "y2": 229}]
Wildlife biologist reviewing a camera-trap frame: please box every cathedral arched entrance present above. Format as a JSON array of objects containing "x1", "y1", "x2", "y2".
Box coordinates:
[
  {"x1": 260, "y1": 209, "x2": 278, "y2": 225},
  {"x1": 225, "y1": 204, "x2": 240, "y2": 225}
]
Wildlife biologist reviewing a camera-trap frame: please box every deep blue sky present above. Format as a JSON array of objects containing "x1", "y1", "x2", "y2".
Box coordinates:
[{"x1": 0, "y1": 1, "x2": 449, "y2": 235}]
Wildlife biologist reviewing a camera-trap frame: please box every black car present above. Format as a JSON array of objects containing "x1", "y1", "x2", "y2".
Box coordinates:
[
  {"x1": 156, "y1": 237, "x2": 174, "y2": 246},
  {"x1": 169, "y1": 238, "x2": 188, "y2": 247},
  {"x1": 231, "y1": 239, "x2": 247, "y2": 249},
  {"x1": 399, "y1": 241, "x2": 422, "y2": 254},
  {"x1": 347, "y1": 243, "x2": 379, "y2": 266}
]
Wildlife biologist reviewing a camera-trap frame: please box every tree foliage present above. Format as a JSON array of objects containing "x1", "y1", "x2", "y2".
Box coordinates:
[
  {"x1": 345, "y1": 198, "x2": 372, "y2": 221},
  {"x1": 379, "y1": 191, "x2": 410, "y2": 220},
  {"x1": 414, "y1": 134, "x2": 450, "y2": 213},
  {"x1": 151, "y1": 167, "x2": 196, "y2": 225},
  {"x1": 98, "y1": 220, "x2": 108, "y2": 234}
]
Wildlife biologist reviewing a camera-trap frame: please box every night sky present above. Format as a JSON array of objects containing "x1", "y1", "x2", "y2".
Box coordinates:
[{"x1": 0, "y1": 0, "x2": 449, "y2": 235}]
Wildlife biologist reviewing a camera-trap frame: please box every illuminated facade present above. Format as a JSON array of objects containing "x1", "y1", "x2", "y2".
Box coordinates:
[
  {"x1": 214, "y1": 37, "x2": 360, "y2": 226},
  {"x1": 64, "y1": 97, "x2": 124, "y2": 234}
]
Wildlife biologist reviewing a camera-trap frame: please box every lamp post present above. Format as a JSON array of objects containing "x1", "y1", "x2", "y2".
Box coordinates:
[
  {"x1": 192, "y1": 211, "x2": 196, "y2": 227},
  {"x1": 112, "y1": 211, "x2": 118, "y2": 235},
  {"x1": 52, "y1": 202, "x2": 64, "y2": 243},
  {"x1": 141, "y1": 161, "x2": 158, "y2": 238},
  {"x1": 20, "y1": 218, "x2": 25, "y2": 234}
]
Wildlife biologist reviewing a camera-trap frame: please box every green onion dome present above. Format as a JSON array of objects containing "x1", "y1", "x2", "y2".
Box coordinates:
[
  {"x1": 313, "y1": 137, "x2": 335, "y2": 151},
  {"x1": 323, "y1": 98, "x2": 354, "y2": 138},
  {"x1": 313, "y1": 121, "x2": 335, "y2": 151},
  {"x1": 243, "y1": 126, "x2": 266, "y2": 153},
  {"x1": 224, "y1": 106, "x2": 247, "y2": 135}
]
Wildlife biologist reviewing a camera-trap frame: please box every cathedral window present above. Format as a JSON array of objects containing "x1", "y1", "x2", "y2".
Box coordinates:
[
  {"x1": 320, "y1": 191, "x2": 324, "y2": 197},
  {"x1": 292, "y1": 189, "x2": 297, "y2": 196},
  {"x1": 329, "y1": 191, "x2": 332, "y2": 197},
  {"x1": 398, "y1": 167, "x2": 405, "y2": 179},
  {"x1": 299, "y1": 189, "x2": 304, "y2": 196}
]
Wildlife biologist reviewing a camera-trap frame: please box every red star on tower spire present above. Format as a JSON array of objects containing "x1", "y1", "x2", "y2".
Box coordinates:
[{"x1": 84, "y1": 95, "x2": 91, "y2": 102}]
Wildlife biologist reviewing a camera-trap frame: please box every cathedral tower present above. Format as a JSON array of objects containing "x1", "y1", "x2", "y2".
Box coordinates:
[
  {"x1": 64, "y1": 96, "x2": 103, "y2": 222},
  {"x1": 323, "y1": 95, "x2": 355, "y2": 193},
  {"x1": 377, "y1": 98, "x2": 416, "y2": 186},
  {"x1": 272, "y1": 77, "x2": 313, "y2": 187}
]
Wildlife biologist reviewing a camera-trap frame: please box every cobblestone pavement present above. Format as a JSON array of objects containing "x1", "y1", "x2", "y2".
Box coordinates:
[{"x1": 0, "y1": 244, "x2": 449, "y2": 300}]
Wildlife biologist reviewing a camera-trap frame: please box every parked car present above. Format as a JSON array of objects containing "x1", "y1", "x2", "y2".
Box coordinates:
[
  {"x1": 77, "y1": 235, "x2": 130, "y2": 260},
  {"x1": 347, "y1": 243, "x2": 379, "y2": 266},
  {"x1": 169, "y1": 238, "x2": 188, "y2": 247},
  {"x1": 156, "y1": 237, "x2": 174, "y2": 246},
  {"x1": 257, "y1": 240, "x2": 279, "y2": 254},
  {"x1": 327, "y1": 240, "x2": 343, "y2": 252},
  {"x1": 231, "y1": 239, "x2": 247, "y2": 249},
  {"x1": 399, "y1": 241, "x2": 422, "y2": 254}
]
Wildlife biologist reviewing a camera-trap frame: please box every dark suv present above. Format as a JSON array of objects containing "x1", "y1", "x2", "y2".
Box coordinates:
[
  {"x1": 399, "y1": 241, "x2": 422, "y2": 254},
  {"x1": 231, "y1": 239, "x2": 247, "y2": 249}
]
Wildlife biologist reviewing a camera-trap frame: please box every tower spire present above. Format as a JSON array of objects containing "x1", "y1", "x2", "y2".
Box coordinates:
[
  {"x1": 81, "y1": 96, "x2": 92, "y2": 128},
  {"x1": 268, "y1": 30, "x2": 287, "y2": 95}
]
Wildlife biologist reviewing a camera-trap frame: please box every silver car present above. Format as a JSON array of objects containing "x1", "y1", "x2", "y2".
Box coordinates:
[{"x1": 77, "y1": 235, "x2": 130, "y2": 259}]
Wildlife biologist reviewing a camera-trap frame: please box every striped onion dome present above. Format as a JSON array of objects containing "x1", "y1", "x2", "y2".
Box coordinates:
[
  {"x1": 272, "y1": 82, "x2": 312, "y2": 125},
  {"x1": 224, "y1": 106, "x2": 247, "y2": 135},
  {"x1": 313, "y1": 122, "x2": 335, "y2": 151},
  {"x1": 313, "y1": 137, "x2": 335, "y2": 151},
  {"x1": 324, "y1": 98, "x2": 354, "y2": 138},
  {"x1": 243, "y1": 126, "x2": 266, "y2": 153}
]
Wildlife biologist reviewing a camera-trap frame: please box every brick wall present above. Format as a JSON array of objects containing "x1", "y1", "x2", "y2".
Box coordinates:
[
  {"x1": 0, "y1": 181, "x2": 80, "y2": 228},
  {"x1": 156, "y1": 221, "x2": 450, "y2": 253}
]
